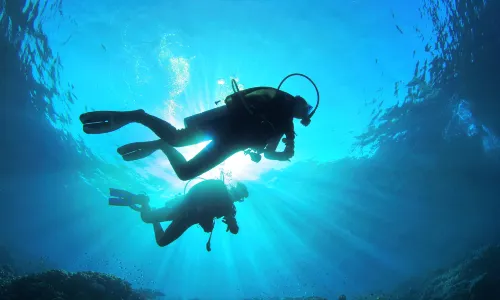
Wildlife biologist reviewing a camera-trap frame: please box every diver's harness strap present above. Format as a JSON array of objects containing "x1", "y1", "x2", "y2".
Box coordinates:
[{"x1": 221, "y1": 74, "x2": 320, "y2": 163}]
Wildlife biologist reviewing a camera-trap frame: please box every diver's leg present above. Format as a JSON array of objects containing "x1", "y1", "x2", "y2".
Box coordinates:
[
  {"x1": 108, "y1": 188, "x2": 149, "y2": 206},
  {"x1": 109, "y1": 188, "x2": 136, "y2": 199},
  {"x1": 140, "y1": 203, "x2": 180, "y2": 223},
  {"x1": 81, "y1": 110, "x2": 209, "y2": 146},
  {"x1": 153, "y1": 217, "x2": 196, "y2": 247},
  {"x1": 116, "y1": 139, "x2": 164, "y2": 161},
  {"x1": 80, "y1": 110, "x2": 144, "y2": 134},
  {"x1": 133, "y1": 111, "x2": 210, "y2": 147},
  {"x1": 159, "y1": 140, "x2": 238, "y2": 181}
]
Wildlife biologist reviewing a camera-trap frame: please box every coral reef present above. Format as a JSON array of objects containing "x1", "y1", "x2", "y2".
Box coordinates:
[
  {"x1": 355, "y1": 245, "x2": 500, "y2": 300},
  {"x1": 0, "y1": 244, "x2": 167, "y2": 300},
  {"x1": 244, "y1": 296, "x2": 328, "y2": 300},
  {"x1": 1, "y1": 244, "x2": 498, "y2": 300},
  {"x1": 415, "y1": 245, "x2": 500, "y2": 300},
  {"x1": 0, "y1": 269, "x2": 155, "y2": 300}
]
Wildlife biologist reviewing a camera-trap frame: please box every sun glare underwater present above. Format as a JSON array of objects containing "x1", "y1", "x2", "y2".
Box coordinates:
[{"x1": 2, "y1": 0, "x2": 500, "y2": 299}]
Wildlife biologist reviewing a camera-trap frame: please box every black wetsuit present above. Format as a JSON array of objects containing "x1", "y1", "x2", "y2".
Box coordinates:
[
  {"x1": 221, "y1": 87, "x2": 296, "y2": 148},
  {"x1": 160, "y1": 87, "x2": 297, "y2": 179},
  {"x1": 80, "y1": 87, "x2": 298, "y2": 180},
  {"x1": 140, "y1": 180, "x2": 238, "y2": 246}
]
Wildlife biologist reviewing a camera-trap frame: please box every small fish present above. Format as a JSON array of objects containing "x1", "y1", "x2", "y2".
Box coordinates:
[
  {"x1": 413, "y1": 50, "x2": 416, "y2": 57},
  {"x1": 61, "y1": 34, "x2": 72, "y2": 46},
  {"x1": 375, "y1": 58, "x2": 378, "y2": 64},
  {"x1": 394, "y1": 81, "x2": 400, "y2": 97},
  {"x1": 396, "y1": 25, "x2": 404, "y2": 34},
  {"x1": 101, "y1": 43, "x2": 107, "y2": 51}
]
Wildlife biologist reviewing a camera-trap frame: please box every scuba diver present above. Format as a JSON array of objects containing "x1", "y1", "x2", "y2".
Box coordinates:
[
  {"x1": 80, "y1": 74, "x2": 320, "y2": 181},
  {"x1": 108, "y1": 179, "x2": 249, "y2": 251}
]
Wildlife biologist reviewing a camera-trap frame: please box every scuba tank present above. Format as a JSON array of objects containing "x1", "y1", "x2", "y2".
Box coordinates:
[
  {"x1": 184, "y1": 73, "x2": 320, "y2": 163},
  {"x1": 184, "y1": 73, "x2": 320, "y2": 131},
  {"x1": 183, "y1": 85, "x2": 267, "y2": 130}
]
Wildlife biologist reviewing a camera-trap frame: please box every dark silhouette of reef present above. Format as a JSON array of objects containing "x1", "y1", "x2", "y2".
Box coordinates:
[
  {"x1": 0, "y1": 245, "x2": 330, "y2": 300},
  {"x1": 0, "y1": 245, "x2": 164, "y2": 300},
  {"x1": 0, "y1": 268, "x2": 331, "y2": 300},
  {"x1": 0, "y1": 269, "x2": 147, "y2": 300},
  {"x1": 353, "y1": 244, "x2": 500, "y2": 300},
  {"x1": 244, "y1": 297, "x2": 328, "y2": 300},
  {"x1": 1, "y1": 243, "x2": 499, "y2": 300},
  {"x1": 244, "y1": 298, "x2": 327, "y2": 300}
]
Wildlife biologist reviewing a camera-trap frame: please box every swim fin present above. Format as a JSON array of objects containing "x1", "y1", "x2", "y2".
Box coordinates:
[
  {"x1": 80, "y1": 110, "x2": 144, "y2": 134},
  {"x1": 109, "y1": 197, "x2": 136, "y2": 206},
  {"x1": 108, "y1": 188, "x2": 149, "y2": 205},
  {"x1": 109, "y1": 188, "x2": 136, "y2": 199},
  {"x1": 117, "y1": 140, "x2": 162, "y2": 162}
]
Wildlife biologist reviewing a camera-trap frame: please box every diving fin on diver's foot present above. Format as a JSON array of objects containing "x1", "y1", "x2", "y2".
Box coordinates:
[
  {"x1": 108, "y1": 188, "x2": 149, "y2": 206},
  {"x1": 121, "y1": 149, "x2": 157, "y2": 161},
  {"x1": 80, "y1": 110, "x2": 144, "y2": 134},
  {"x1": 117, "y1": 141, "x2": 161, "y2": 161},
  {"x1": 109, "y1": 197, "x2": 136, "y2": 206},
  {"x1": 109, "y1": 188, "x2": 136, "y2": 199}
]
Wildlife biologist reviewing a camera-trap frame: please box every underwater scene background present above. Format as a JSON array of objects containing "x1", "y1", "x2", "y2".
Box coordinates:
[{"x1": 1, "y1": 0, "x2": 500, "y2": 299}]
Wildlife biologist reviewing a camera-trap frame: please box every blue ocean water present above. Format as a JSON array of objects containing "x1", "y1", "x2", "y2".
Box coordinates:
[{"x1": 1, "y1": 0, "x2": 500, "y2": 299}]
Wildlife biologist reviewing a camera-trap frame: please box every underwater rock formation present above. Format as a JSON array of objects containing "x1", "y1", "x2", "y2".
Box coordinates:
[
  {"x1": 0, "y1": 247, "x2": 330, "y2": 300},
  {"x1": 415, "y1": 245, "x2": 500, "y2": 300},
  {"x1": 0, "y1": 269, "x2": 164, "y2": 300},
  {"x1": 244, "y1": 296, "x2": 328, "y2": 300},
  {"x1": 0, "y1": 265, "x2": 16, "y2": 289},
  {"x1": 357, "y1": 244, "x2": 500, "y2": 300}
]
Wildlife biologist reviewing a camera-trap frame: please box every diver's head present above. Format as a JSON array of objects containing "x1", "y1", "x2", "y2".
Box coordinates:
[
  {"x1": 229, "y1": 182, "x2": 249, "y2": 202},
  {"x1": 293, "y1": 96, "x2": 313, "y2": 123}
]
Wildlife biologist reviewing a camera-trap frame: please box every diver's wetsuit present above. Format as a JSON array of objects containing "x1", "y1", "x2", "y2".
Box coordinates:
[
  {"x1": 80, "y1": 87, "x2": 297, "y2": 181},
  {"x1": 140, "y1": 180, "x2": 239, "y2": 247}
]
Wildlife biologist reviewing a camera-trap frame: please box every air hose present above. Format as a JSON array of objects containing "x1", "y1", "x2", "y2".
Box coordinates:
[{"x1": 276, "y1": 73, "x2": 320, "y2": 124}]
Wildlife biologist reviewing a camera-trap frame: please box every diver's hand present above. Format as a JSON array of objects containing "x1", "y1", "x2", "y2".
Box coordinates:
[
  {"x1": 222, "y1": 218, "x2": 230, "y2": 232},
  {"x1": 244, "y1": 149, "x2": 263, "y2": 163},
  {"x1": 222, "y1": 217, "x2": 239, "y2": 234}
]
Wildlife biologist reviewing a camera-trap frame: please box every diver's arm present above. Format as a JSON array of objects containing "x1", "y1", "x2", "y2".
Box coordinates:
[
  {"x1": 223, "y1": 207, "x2": 239, "y2": 234},
  {"x1": 263, "y1": 123, "x2": 295, "y2": 161},
  {"x1": 152, "y1": 222, "x2": 165, "y2": 245},
  {"x1": 223, "y1": 216, "x2": 239, "y2": 234}
]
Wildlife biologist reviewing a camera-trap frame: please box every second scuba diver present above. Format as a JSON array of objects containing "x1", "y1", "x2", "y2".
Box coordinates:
[
  {"x1": 79, "y1": 74, "x2": 319, "y2": 181},
  {"x1": 108, "y1": 179, "x2": 249, "y2": 251}
]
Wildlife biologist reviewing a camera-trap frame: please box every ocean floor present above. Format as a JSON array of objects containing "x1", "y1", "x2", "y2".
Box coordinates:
[{"x1": 1, "y1": 245, "x2": 499, "y2": 300}]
